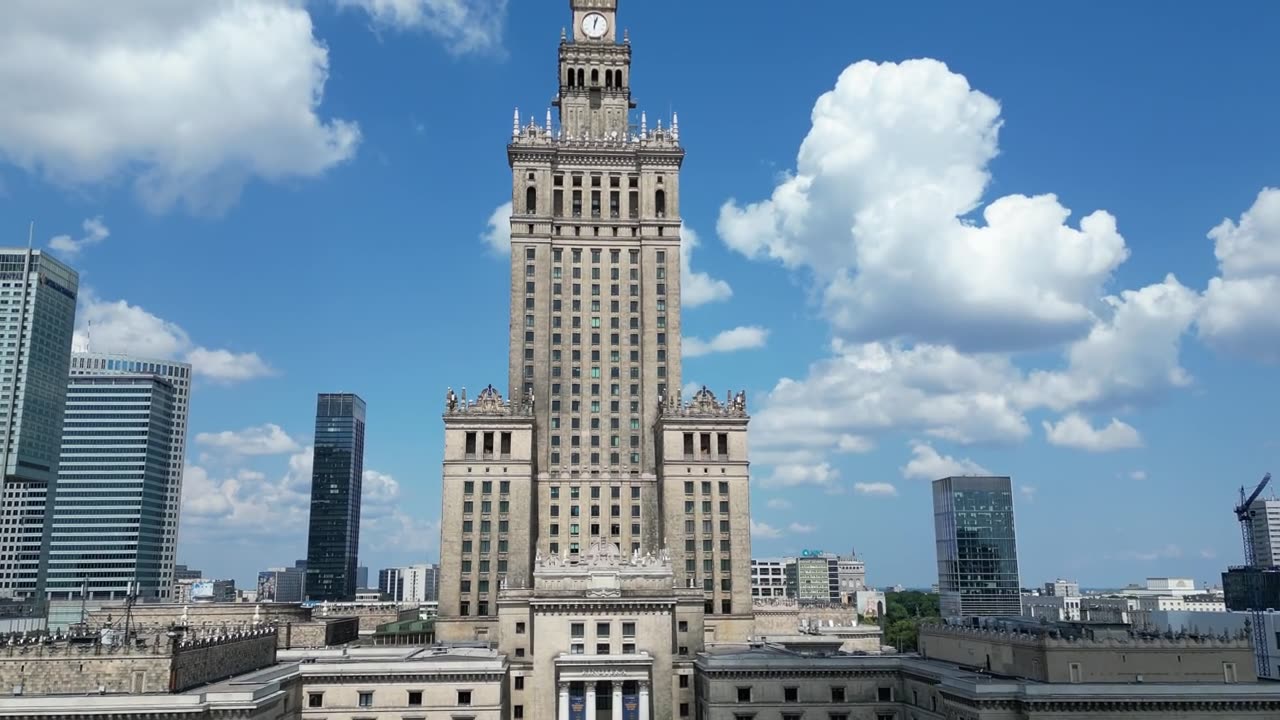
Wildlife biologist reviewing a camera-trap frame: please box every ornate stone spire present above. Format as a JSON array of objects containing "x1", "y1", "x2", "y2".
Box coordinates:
[
  {"x1": 546, "y1": 108, "x2": 553, "y2": 134},
  {"x1": 513, "y1": 107, "x2": 520, "y2": 138},
  {"x1": 640, "y1": 111, "x2": 647, "y2": 138},
  {"x1": 672, "y1": 112, "x2": 679, "y2": 141}
]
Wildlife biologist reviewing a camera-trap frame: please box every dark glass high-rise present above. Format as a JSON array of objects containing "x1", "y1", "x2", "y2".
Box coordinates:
[
  {"x1": 304, "y1": 393, "x2": 366, "y2": 602},
  {"x1": 933, "y1": 475, "x2": 1022, "y2": 618}
]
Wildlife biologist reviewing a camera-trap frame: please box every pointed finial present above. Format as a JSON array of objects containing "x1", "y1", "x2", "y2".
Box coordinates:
[
  {"x1": 513, "y1": 107, "x2": 520, "y2": 138},
  {"x1": 624, "y1": 29, "x2": 630, "y2": 43},
  {"x1": 641, "y1": 111, "x2": 647, "y2": 138},
  {"x1": 546, "y1": 109, "x2": 553, "y2": 134},
  {"x1": 561, "y1": 27, "x2": 567, "y2": 41},
  {"x1": 672, "y1": 112, "x2": 680, "y2": 142}
]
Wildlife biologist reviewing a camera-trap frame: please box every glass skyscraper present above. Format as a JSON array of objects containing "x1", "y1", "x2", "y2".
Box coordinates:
[
  {"x1": 46, "y1": 374, "x2": 177, "y2": 600},
  {"x1": 0, "y1": 248, "x2": 78, "y2": 601},
  {"x1": 933, "y1": 475, "x2": 1022, "y2": 618},
  {"x1": 66, "y1": 353, "x2": 191, "y2": 600},
  {"x1": 304, "y1": 393, "x2": 366, "y2": 602}
]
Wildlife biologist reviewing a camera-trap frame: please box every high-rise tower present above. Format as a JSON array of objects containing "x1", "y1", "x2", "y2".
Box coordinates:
[
  {"x1": 304, "y1": 393, "x2": 366, "y2": 602},
  {"x1": 0, "y1": 248, "x2": 78, "y2": 601},
  {"x1": 438, "y1": 4, "x2": 754, "y2": 719},
  {"x1": 933, "y1": 475, "x2": 1023, "y2": 618},
  {"x1": 65, "y1": 352, "x2": 192, "y2": 600}
]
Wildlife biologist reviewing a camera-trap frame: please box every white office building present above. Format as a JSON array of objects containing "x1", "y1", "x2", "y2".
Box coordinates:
[
  {"x1": 751, "y1": 558, "x2": 789, "y2": 598},
  {"x1": 379, "y1": 564, "x2": 439, "y2": 603}
]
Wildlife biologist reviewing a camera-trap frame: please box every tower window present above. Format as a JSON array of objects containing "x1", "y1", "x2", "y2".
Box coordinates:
[
  {"x1": 577, "y1": 68, "x2": 585, "y2": 86},
  {"x1": 526, "y1": 187, "x2": 537, "y2": 215},
  {"x1": 655, "y1": 189, "x2": 666, "y2": 218},
  {"x1": 591, "y1": 68, "x2": 599, "y2": 85},
  {"x1": 567, "y1": 68, "x2": 575, "y2": 87}
]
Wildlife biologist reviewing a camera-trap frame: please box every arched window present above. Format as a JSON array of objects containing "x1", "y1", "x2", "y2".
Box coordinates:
[
  {"x1": 591, "y1": 69, "x2": 599, "y2": 86},
  {"x1": 605, "y1": 70, "x2": 614, "y2": 88},
  {"x1": 655, "y1": 189, "x2": 666, "y2": 218},
  {"x1": 526, "y1": 187, "x2": 538, "y2": 215},
  {"x1": 567, "y1": 68, "x2": 574, "y2": 87},
  {"x1": 577, "y1": 68, "x2": 585, "y2": 87}
]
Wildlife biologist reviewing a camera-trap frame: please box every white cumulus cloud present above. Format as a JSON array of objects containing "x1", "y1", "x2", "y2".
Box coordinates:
[
  {"x1": 761, "y1": 462, "x2": 840, "y2": 489},
  {"x1": 481, "y1": 201, "x2": 513, "y2": 256},
  {"x1": 195, "y1": 424, "x2": 301, "y2": 456},
  {"x1": 48, "y1": 216, "x2": 109, "y2": 258},
  {"x1": 74, "y1": 292, "x2": 274, "y2": 383},
  {"x1": 750, "y1": 519, "x2": 783, "y2": 540},
  {"x1": 683, "y1": 326, "x2": 769, "y2": 358},
  {"x1": 853, "y1": 482, "x2": 898, "y2": 497},
  {"x1": 718, "y1": 58, "x2": 1130, "y2": 353},
  {"x1": 788, "y1": 522, "x2": 816, "y2": 534},
  {"x1": 0, "y1": 0, "x2": 359, "y2": 213},
  {"x1": 1199, "y1": 188, "x2": 1280, "y2": 363},
  {"x1": 1043, "y1": 414, "x2": 1142, "y2": 452},
  {"x1": 337, "y1": 0, "x2": 507, "y2": 55},
  {"x1": 900, "y1": 442, "x2": 990, "y2": 481},
  {"x1": 680, "y1": 224, "x2": 732, "y2": 307},
  {"x1": 765, "y1": 498, "x2": 792, "y2": 510}
]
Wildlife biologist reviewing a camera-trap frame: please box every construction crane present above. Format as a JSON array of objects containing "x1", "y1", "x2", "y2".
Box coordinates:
[
  {"x1": 1236, "y1": 473, "x2": 1272, "y2": 567},
  {"x1": 1234, "y1": 472, "x2": 1272, "y2": 678}
]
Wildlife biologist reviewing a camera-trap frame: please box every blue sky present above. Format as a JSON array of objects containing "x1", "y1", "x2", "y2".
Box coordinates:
[{"x1": 1, "y1": 0, "x2": 1278, "y2": 591}]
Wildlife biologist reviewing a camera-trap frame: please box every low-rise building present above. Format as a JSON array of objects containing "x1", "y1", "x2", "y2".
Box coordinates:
[
  {"x1": 918, "y1": 619, "x2": 1255, "y2": 684},
  {"x1": 750, "y1": 559, "x2": 788, "y2": 599},
  {"x1": 696, "y1": 644, "x2": 1279, "y2": 720}
]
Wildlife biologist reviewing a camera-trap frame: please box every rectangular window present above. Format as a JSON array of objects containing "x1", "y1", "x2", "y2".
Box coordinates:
[
  {"x1": 408, "y1": 691, "x2": 423, "y2": 707},
  {"x1": 784, "y1": 688, "x2": 798, "y2": 702},
  {"x1": 308, "y1": 693, "x2": 323, "y2": 708},
  {"x1": 736, "y1": 687, "x2": 751, "y2": 703},
  {"x1": 458, "y1": 690, "x2": 472, "y2": 706},
  {"x1": 831, "y1": 687, "x2": 846, "y2": 703},
  {"x1": 358, "y1": 692, "x2": 373, "y2": 708}
]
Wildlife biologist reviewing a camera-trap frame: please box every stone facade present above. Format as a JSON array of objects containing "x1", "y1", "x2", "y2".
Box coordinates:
[
  {"x1": 84, "y1": 602, "x2": 359, "y2": 649},
  {"x1": 435, "y1": 3, "x2": 755, "y2": 720},
  {"x1": 918, "y1": 621, "x2": 1256, "y2": 684},
  {"x1": 0, "y1": 628, "x2": 276, "y2": 696}
]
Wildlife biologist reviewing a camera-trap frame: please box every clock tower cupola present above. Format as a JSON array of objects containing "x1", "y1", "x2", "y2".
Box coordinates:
[{"x1": 557, "y1": 0, "x2": 634, "y2": 140}]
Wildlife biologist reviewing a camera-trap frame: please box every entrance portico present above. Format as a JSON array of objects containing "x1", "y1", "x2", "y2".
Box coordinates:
[{"x1": 556, "y1": 653, "x2": 652, "y2": 720}]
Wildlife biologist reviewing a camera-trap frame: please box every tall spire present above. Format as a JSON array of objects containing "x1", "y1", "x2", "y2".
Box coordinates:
[
  {"x1": 546, "y1": 109, "x2": 553, "y2": 134},
  {"x1": 513, "y1": 107, "x2": 520, "y2": 138},
  {"x1": 672, "y1": 112, "x2": 679, "y2": 142},
  {"x1": 640, "y1": 111, "x2": 647, "y2": 138}
]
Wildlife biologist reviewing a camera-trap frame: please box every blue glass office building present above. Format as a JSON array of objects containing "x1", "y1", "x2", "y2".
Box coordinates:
[
  {"x1": 933, "y1": 475, "x2": 1022, "y2": 618},
  {"x1": 304, "y1": 393, "x2": 366, "y2": 601}
]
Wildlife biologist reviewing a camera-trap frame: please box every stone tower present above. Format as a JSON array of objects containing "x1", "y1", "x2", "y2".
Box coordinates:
[{"x1": 437, "y1": 3, "x2": 753, "y2": 718}]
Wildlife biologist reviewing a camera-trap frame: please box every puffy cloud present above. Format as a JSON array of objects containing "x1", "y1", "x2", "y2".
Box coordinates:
[
  {"x1": 788, "y1": 522, "x2": 817, "y2": 535},
  {"x1": 680, "y1": 225, "x2": 732, "y2": 307},
  {"x1": 1130, "y1": 470, "x2": 1148, "y2": 481},
  {"x1": 0, "y1": 0, "x2": 359, "y2": 213},
  {"x1": 48, "y1": 216, "x2": 108, "y2": 258},
  {"x1": 181, "y1": 450, "x2": 428, "y2": 552},
  {"x1": 1022, "y1": 275, "x2": 1199, "y2": 411},
  {"x1": 1043, "y1": 414, "x2": 1142, "y2": 452},
  {"x1": 900, "y1": 442, "x2": 990, "y2": 481},
  {"x1": 719, "y1": 59, "x2": 1129, "y2": 353},
  {"x1": 760, "y1": 462, "x2": 840, "y2": 489},
  {"x1": 1019, "y1": 485, "x2": 1037, "y2": 503},
  {"x1": 73, "y1": 292, "x2": 274, "y2": 383},
  {"x1": 1199, "y1": 188, "x2": 1280, "y2": 363},
  {"x1": 683, "y1": 326, "x2": 768, "y2": 358},
  {"x1": 195, "y1": 424, "x2": 301, "y2": 456},
  {"x1": 337, "y1": 0, "x2": 507, "y2": 55},
  {"x1": 481, "y1": 201, "x2": 512, "y2": 256},
  {"x1": 750, "y1": 519, "x2": 783, "y2": 540},
  {"x1": 765, "y1": 498, "x2": 792, "y2": 510},
  {"x1": 853, "y1": 482, "x2": 898, "y2": 497}
]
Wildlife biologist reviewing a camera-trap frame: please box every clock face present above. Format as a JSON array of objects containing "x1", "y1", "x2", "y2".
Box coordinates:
[{"x1": 582, "y1": 12, "x2": 608, "y2": 39}]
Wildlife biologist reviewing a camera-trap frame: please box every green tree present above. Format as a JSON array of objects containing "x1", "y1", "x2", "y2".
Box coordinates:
[{"x1": 882, "y1": 591, "x2": 940, "y2": 652}]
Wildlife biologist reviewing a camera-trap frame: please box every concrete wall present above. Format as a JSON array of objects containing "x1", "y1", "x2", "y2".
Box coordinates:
[
  {"x1": 0, "y1": 646, "x2": 171, "y2": 696},
  {"x1": 279, "y1": 618, "x2": 359, "y2": 649}
]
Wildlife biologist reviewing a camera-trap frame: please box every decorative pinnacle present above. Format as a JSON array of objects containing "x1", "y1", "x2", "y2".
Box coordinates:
[
  {"x1": 673, "y1": 112, "x2": 679, "y2": 141},
  {"x1": 546, "y1": 109, "x2": 553, "y2": 133},
  {"x1": 513, "y1": 107, "x2": 520, "y2": 138},
  {"x1": 640, "y1": 111, "x2": 647, "y2": 138}
]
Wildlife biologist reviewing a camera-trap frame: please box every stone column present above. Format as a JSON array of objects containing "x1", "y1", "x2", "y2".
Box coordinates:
[
  {"x1": 638, "y1": 680, "x2": 649, "y2": 720},
  {"x1": 586, "y1": 682, "x2": 597, "y2": 720},
  {"x1": 558, "y1": 682, "x2": 570, "y2": 720},
  {"x1": 612, "y1": 680, "x2": 623, "y2": 720}
]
